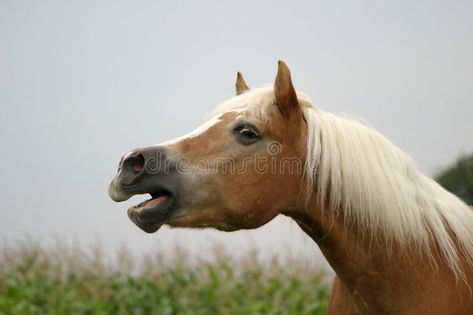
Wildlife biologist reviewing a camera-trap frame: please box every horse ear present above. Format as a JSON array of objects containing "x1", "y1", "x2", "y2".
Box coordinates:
[
  {"x1": 274, "y1": 60, "x2": 299, "y2": 118},
  {"x1": 235, "y1": 72, "x2": 250, "y2": 95}
]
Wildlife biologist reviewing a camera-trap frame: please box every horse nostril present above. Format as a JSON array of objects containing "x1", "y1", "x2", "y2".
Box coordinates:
[
  {"x1": 133, "y1": 159, "x2": 144, "y2": 173},
  {"x1": 123, "y1": 153, "x2": 145, "y2": 175}
]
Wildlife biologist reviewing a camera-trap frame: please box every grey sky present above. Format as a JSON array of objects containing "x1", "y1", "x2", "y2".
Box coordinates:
[{"x1": 1, "y1": 1, "x2": 472, "y2": 266}]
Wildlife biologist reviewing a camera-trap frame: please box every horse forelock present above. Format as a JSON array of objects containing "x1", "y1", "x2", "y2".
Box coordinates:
[{"x1": 211, "y1": 87, "x2": 314, "y2": 121}]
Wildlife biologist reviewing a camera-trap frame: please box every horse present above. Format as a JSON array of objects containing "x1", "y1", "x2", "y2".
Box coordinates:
[{"x1": 108, "y1": 61, "x2": 473, "y2": 314}]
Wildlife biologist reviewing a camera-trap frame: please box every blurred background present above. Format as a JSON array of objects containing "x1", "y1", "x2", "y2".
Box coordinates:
[{"x1": 1, "y1": 0, "x2": 472, "y2": 274}]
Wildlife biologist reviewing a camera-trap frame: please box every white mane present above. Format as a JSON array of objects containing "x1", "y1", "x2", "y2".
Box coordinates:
[{"x1": 215, "y1": 87, "x2": 473, "y2": 275}]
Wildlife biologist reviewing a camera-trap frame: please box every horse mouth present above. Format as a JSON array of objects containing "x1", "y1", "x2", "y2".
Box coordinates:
[{"x1": 127, "y1": 190, "x2": 178, "y2": 233}]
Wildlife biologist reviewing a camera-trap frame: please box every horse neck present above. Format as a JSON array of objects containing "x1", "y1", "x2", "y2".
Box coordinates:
[
  {"x1": 288, "y1": 196, "x2": 473, "y2": 313},
  {"x1": 287, "y1": 201, "x2": 381, "y2": 284}
]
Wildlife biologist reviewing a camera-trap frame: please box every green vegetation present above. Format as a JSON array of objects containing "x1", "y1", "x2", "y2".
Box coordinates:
[
  {"x1": 436, "y1": 153, "x2": 473, "y2": 205},
  {"x1": 0, "y1": 240, "x2": 330, "y2": 315}
]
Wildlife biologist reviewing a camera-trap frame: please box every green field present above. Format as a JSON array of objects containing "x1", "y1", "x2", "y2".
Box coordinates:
[{"x1": 0, "y1": 240, "x2": 330, "y2": 315}]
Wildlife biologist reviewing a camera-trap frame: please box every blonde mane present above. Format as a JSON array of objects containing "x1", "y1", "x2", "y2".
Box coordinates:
[{"x1": 214, "y1": 87, "x2": 473, "y2": 275}]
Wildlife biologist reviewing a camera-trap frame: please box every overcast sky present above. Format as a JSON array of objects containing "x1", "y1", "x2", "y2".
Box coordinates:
[{"x1": 1, "y1": 1, "x2": 472, "y2": 267}]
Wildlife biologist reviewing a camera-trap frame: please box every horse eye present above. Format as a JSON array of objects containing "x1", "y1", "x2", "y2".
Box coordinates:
[
  {"x1": 233, "y1": 124, "x2": 261, "y2": 144},
  {"x1": 240, "y1": 128, "x2": 258, "y2": 138}
]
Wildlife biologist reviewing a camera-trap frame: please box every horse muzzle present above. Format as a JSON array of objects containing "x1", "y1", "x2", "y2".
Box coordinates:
[{"x1": 108, "y1": 146, "x2": 184, "y2": 233}]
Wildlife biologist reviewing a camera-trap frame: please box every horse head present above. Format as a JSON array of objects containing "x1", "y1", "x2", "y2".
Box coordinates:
[{"x1": 108, "y1": 61, "x2": 309, "y2": 233}]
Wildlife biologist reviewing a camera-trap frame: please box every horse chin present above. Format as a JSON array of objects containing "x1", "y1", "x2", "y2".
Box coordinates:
[
  {"x1": 162, "y1": 209, "x2": 241, "y2": 232},
  {"x1": 127, "y1": 194, "x2": 179, "y2": 233}
]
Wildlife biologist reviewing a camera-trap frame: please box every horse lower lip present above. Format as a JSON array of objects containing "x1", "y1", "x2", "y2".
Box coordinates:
[{"x1": 128, "y1": 195, "x2": 177, "y2": 233}]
